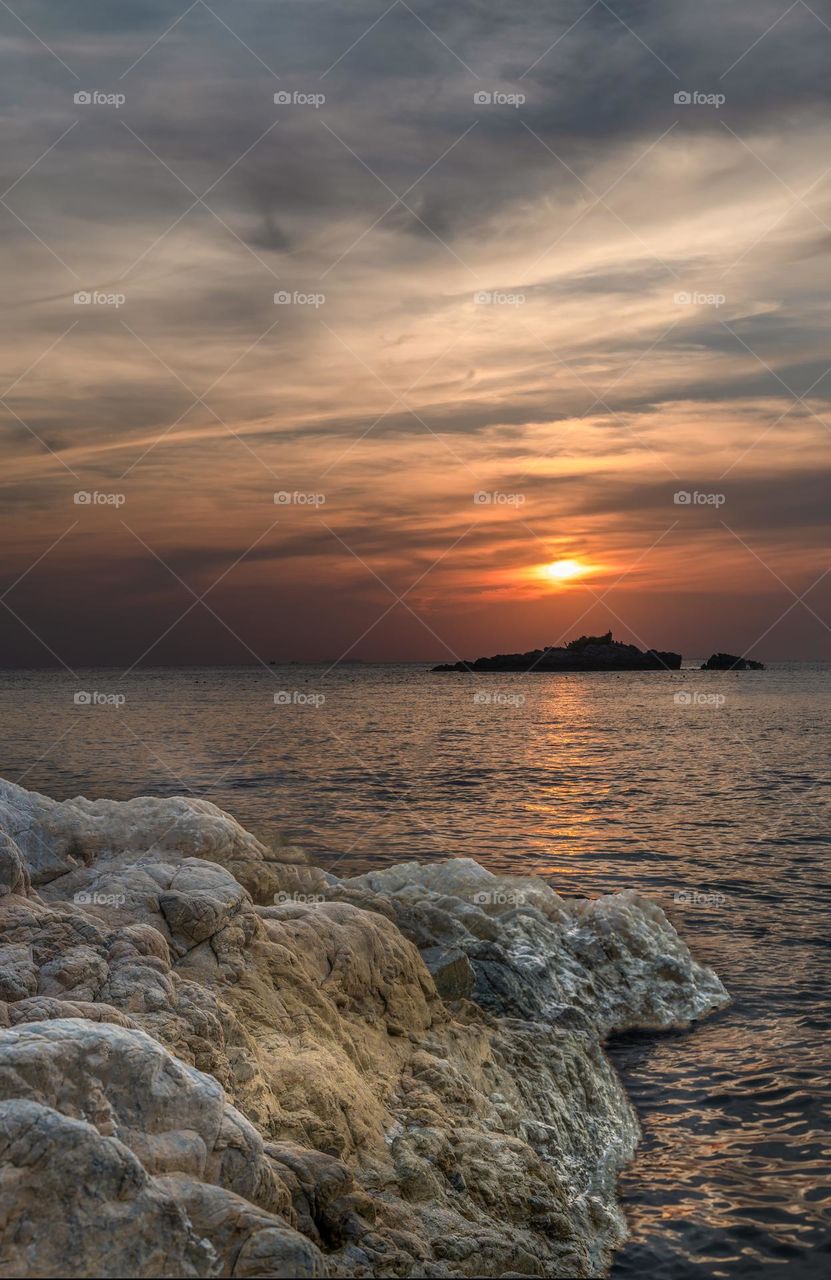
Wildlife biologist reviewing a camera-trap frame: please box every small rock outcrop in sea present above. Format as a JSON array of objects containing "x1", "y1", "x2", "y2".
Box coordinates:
[
  {"x1": 433, "y1": 632, "x2": 682, "y2": 672},
  {"x1": 0, "y1": 778, "x2": 728, "y2": 1278},
  {"x1": 701, "y1": 652, "x2": 765, "y2": 670}
]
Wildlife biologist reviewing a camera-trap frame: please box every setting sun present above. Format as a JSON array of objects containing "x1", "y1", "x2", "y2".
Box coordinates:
[{"x1": 541, "y1": 559, "x2": 589, "y2": 583}]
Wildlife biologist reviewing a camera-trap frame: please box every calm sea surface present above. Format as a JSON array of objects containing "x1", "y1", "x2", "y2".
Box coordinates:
[{"x1": 1, "y1": 663, "x2": 829, "y2": 1278}]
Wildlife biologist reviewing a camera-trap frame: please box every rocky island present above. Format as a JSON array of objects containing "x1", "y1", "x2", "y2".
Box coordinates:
[
  {"x1": 0, "y1": 777, "x2": 727, "y2": 1278},
  {"x1": 433, "y1": 631, "x2": 682, "y2": 673},
  {"x1": 701, "y1": 653, "x2": 765, "y2": 670}
]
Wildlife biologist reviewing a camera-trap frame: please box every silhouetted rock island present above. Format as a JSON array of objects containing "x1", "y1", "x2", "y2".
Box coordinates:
[
  {"x1": 701, "y1": 652, "x2": 765, "y2": 670},
  {"x1": 433, "y1": 631, "x2": 683, "y2": 673}
]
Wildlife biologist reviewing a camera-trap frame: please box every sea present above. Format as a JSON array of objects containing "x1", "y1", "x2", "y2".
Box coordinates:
[{"x1": 1, "y1": 661, "x2": 829, "y2": 1279}]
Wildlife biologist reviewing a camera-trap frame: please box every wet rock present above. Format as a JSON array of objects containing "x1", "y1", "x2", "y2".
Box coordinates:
[{"x1": 343, "y1": 859, "x2": 729, "y2": 1034}]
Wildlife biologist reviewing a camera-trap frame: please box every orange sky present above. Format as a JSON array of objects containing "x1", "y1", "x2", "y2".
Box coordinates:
[{"x1": 1, "y1": 1, "x2": 829, "y2": 665}]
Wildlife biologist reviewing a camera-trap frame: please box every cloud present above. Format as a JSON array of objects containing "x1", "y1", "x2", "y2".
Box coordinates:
[{"x1": 1, "y1": 0, "x2": 829, "y2": 659}]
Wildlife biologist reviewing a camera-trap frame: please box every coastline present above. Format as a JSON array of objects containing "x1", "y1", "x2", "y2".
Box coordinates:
[{"x1": 0, "y1": 777, "x2": 728, "y2": 1278}]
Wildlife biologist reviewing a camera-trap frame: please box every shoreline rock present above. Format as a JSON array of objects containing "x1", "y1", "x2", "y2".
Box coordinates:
[{"x1": 0, "y1": 778, "x2": 728, "y2": 1278}]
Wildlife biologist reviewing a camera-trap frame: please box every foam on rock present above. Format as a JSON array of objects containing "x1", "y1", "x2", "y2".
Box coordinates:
[{"x1": 0, "y1": 778, "x2": 728, "y2": 1278}]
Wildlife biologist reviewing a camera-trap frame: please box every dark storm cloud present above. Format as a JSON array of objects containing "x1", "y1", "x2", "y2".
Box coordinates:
[
  {"x1": 0, "y1": 0, "x2": 825, "y2": 277},
  {"x1": 5, "y1": 1, "x2": 831, "y2": 249}
]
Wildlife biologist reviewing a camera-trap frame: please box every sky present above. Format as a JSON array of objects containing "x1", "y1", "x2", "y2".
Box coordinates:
[{"x1": 1, "y1": 0, "x2": 830, "y2": 667}]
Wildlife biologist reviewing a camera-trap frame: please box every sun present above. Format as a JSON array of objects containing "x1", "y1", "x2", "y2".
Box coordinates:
[{"x1": 541, "y1": 559, "x2": 588, "y2": 583}]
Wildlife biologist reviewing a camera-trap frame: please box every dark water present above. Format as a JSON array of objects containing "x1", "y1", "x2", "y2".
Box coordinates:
[{"x1": 1, "y1": 662, "x2": 829, "y2": 1277}]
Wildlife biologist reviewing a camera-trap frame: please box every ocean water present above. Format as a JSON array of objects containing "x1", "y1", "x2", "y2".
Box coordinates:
[{"x1": 1, "y1": 662, "x2": 829, "y2": 1278}]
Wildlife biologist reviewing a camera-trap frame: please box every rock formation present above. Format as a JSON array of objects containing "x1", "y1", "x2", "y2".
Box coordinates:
[
  {"x1": 0, "y1": 778, "x2": 728, "y2": 1278},
  {"x1": 701, "y1": 653, "x2": 765, "y2": 670},
  {"x1": 433, "y1": 633, "x2": 682, "y2": 673}
]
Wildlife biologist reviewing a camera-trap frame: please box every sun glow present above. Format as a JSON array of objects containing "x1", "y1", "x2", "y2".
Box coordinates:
[{"x1": 541, "y1": 559, "x2": 589, "y2": 583}]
